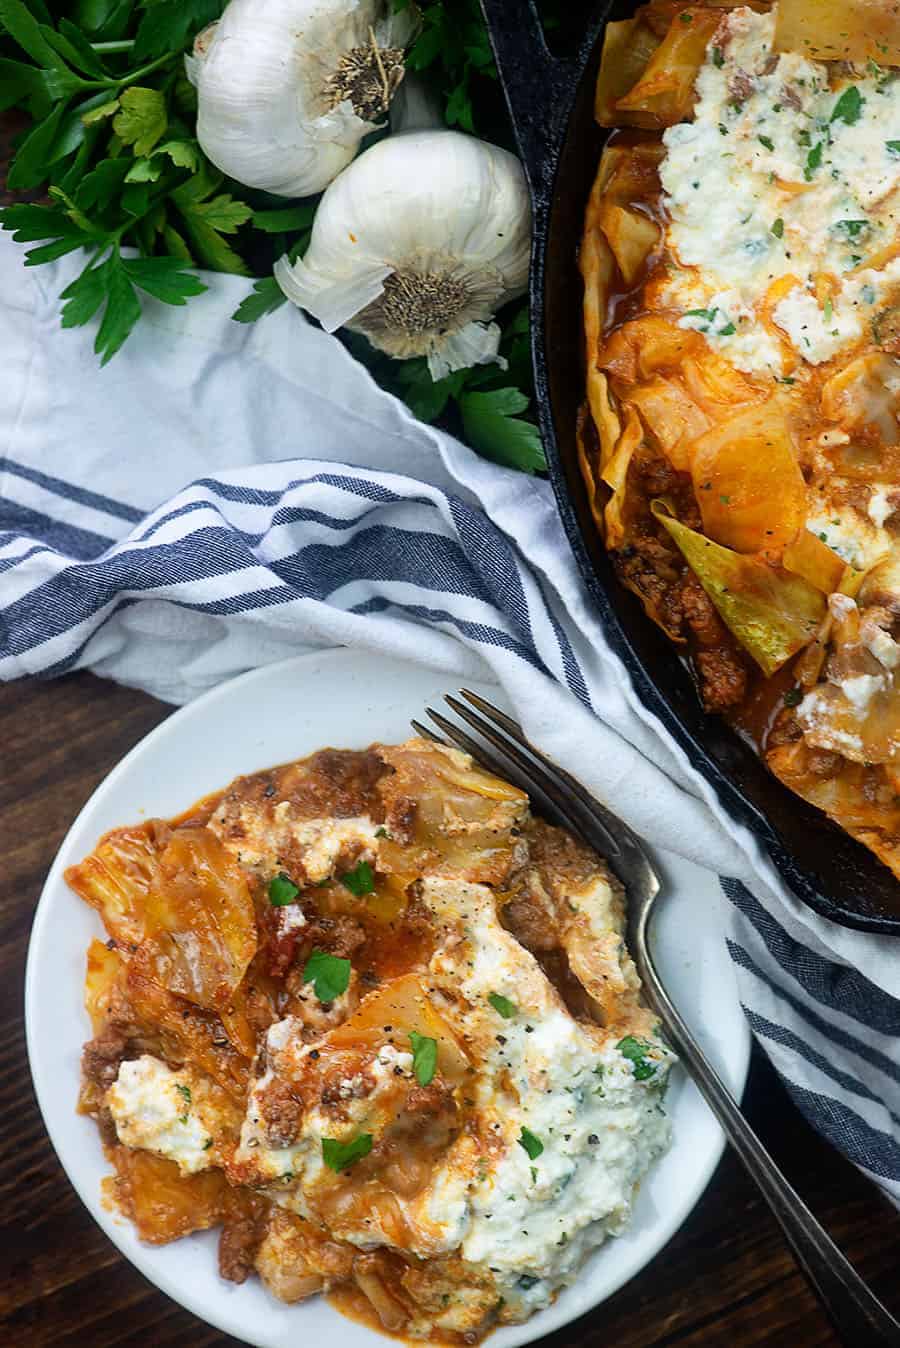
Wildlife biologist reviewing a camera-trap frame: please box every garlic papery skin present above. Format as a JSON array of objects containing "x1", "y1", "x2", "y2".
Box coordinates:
[
  {"x1": 187, "y1": 0, "x2": 416, "y2": 198},
  {"x1": 274, "y1": 130, "x2": 532, "y2": 379}
]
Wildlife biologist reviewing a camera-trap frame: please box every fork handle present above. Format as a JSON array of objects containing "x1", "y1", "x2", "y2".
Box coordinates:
[{"x1": 638, "y1": 940, "x2": 900, "y2": 1346}]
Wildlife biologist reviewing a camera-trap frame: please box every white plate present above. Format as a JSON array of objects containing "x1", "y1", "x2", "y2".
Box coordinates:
[{"x1": 26, "y1": 649, "x2": 751, "y2": 1348}]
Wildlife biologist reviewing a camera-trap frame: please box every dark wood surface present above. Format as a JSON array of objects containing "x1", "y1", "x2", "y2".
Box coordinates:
[{"x1": 1, "y1": 672, "x2": 899, "y2": 1348}]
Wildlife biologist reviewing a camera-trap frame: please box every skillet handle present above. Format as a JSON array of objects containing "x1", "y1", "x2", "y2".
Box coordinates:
[{"x1": 477, "y1": 0, "x2": 591, "y2": 201}]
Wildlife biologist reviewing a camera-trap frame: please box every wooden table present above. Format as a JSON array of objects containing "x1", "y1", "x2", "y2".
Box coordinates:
[{"x1": 1, "y1": 672, "x2": 899, "y2": 1347}]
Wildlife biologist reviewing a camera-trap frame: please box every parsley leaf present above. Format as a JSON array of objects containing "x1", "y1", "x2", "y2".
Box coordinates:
[
  {"x1": 457, "y1": 388, "x2": 546, "y2": 474},
  {"x1": 321, "y1": 1133, "x2": 373, "y2": 1173},
  {"x1": 303, "y1": 949, "x2": 351, "y2": 1002},
  {"x1": 888, "y1": 141, "x2": 900, "y2": 157},
  {"x1": 175, "y1": 1083, "x2": 192, "y2": 1106},
  {"x1": 771, "y1": 218, "x2": 784, "y2": 238},
  {"x1": 784, "y1": 687, "x2": 803, "y2": 707},
  {"x1": 269, "y1": 872, "x2": 300, "y2": 906},
  {"x1": 133, "y1": 0, "x2": 224, "y2": 61},
  {"x1": 616, "y1": 1035, "x2": 658, "y2": 1081},
  {"x1": 757, "y1": 134, "x2": 774, "y2": 151},
  {"x1": 517, "y1": 1127, "x2": 544, "y2": 1159},
  {"x1": 804, "y1": 141, "x2": 824, "y2": 181},
  {"x1": 232, "y1": 275, "x2": 288, "y2": 324},
  {"x1": 409, "y1": 1031, "x2": 438, "y2": 1086},
  {"x1": 340, "y1": 860, "x2": 375, "y2": 897},
  {"x1": 113, "y1": 86, "x2": 168, "y2": 158},
  {"x1": 830, "y1": 86, "x2": 863, "y2": 126},
  {"x1": 488, "y1": 992, "x2": 517, "y2": 1019},
  {"x1": 834, "y1": 219, "x2": 868, "y2": 240}
]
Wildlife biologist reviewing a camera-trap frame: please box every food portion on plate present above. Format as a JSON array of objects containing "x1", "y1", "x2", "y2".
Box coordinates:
[
  {"x1": 579, "y1": 0, "x2": 900, "y2": 874},
  {"x1": 67, "y1": 737, "x2": 673, "y2": 1344}
]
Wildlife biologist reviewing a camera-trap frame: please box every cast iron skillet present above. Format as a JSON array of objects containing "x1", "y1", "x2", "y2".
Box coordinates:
[{"x1": 478, "y1": 0, "x2": 900, "y2": 934}]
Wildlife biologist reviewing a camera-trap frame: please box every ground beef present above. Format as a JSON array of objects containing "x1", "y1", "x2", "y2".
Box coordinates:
[
  {"x1": 219, "y1": 1216, "x2": 264, "y2": 1285},
  {"x1": 260, "y1": 1078, "x2": 303, "y2": 1148},
  {"x1": 729, "y1": 69, "x2": 756, "y2": 102},
  {"x1": 301, "y1": 915, "x2": 366, "y2": 960},
  {"x1": 81, "y1": 1029, "x2": 129, "y2": 1091},
  {"x1": 680, "y1": 573, "x2": 723, "y2": 647},
  {"x1": 501, "y1": 897, "x2": 558, "y2": 953},
  {"x1": 403, "y1": 1081, "x2": 457, "y2": 1119},
  {"x1": 807, "y1": 749, "x2": 842, "y2": 779},
  {"x1": 696, "y1": 647, "x2": 748, "y2": 712}
]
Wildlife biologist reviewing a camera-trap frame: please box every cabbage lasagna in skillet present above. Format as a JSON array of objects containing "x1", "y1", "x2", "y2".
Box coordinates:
[{"x1": 580, "y1": 0, "x2": 900, "y2": 874}]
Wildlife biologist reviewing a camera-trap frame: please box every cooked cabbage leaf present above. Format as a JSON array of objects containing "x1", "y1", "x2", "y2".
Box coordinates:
[{"x1": 653, "y1": 503, "x2": 825, "y2": 675}]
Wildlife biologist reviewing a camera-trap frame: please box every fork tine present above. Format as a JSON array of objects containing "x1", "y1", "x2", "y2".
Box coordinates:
[
  {"x1": 457, "y1": 688, "x2": 653, "y2": 857},
  {"x1": 423, "y1": 707, "x2": 582, "y2": 834},
  {"x1": 443, "y1": 693, "x2": 622, "y2": 859},
  {"x1": 411, "y1": 718, "x2": 444, "y2": 744}
]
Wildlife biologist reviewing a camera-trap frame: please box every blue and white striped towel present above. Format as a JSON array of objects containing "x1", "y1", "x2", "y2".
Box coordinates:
[{"x1": 2, "y1": 231, "x2": 898, "y2": 1201}]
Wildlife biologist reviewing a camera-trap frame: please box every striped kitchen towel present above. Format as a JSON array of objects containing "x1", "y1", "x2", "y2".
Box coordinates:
[{"x1": 2, "y1": 231, "x2": 898, "y2": 1202}]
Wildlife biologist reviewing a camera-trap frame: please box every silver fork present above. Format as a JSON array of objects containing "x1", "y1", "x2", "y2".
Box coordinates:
[{"x1": 413, "y1": 690, "x2": 900, "y2": 1348}]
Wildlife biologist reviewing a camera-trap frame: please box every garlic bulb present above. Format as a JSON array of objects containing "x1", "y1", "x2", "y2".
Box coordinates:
[
  {"x1": 187, "y1": 0, "x2": 416, "y2": 198},
  {"x1": 274, "y1": 130, "x2": 532, "y2": 379}
]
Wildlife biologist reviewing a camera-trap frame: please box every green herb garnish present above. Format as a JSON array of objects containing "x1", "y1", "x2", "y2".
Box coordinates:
[
  {"x1": 757, "y1": 135, "x2": 774, "y2": 151},
  {"x1": 804, "y1": 142, "x2": 824, "y2": 181},
  {"x1": 488, "y1": 992, "x2": 517, "y2": 1019},
  {"x1": 771, "y1": 218, "x2": 784, "y2": 238},
  {"x1": 322, "y1": 1134, "x2": 373, "y2": 1172},
  {"x1": 302, "y1": 950, "x2": 351, "y2": 1002},
  {"x1": 409, "y1": 1031, "x2": 438, "y2": 1087},
  {"x1": 784, "y1": 687, "x2": 803, "y2": 707},
  {"x1": 269, "y1": 872, "x2": 300, "y2": 906},
  {"x1": 175, "y1": 1083, "x2": 191, "y2": 1106},
  {"x1": 831, "y1": 86, "x2": 863, "y2": 125},
  {"x1": 517, "y1": 1127, "x2": 544, "y2": 1160},
  {"x1": 616, "y1": 1035, "x2": 658, "y2": 1081},
  {"x1": 340, "y1": 859, "x2": 375, "y2": 897}
]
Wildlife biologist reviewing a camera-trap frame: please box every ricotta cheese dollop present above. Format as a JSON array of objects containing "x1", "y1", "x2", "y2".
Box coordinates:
[{"x1": 660, "y1": 6, "x2": 900, "y2": 376}]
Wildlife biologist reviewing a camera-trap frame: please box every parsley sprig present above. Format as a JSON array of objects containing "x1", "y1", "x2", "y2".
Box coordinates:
[{"x1": 0, "y1": 0, "x2": 557, "y2": 473}]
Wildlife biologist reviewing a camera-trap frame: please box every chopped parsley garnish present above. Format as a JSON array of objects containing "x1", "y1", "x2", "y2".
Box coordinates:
[
  {"x1": 269, "y1": 872, "x2": 300, "y2": 906},
  {"x1": 718, "y1": 322, "x2": 736, "y2": 336},
  {"x1": 776, "y1": 376, "x2": 796, "y2": 385},
  {"x1": 830, "y1": 86, "x2": 863, "y2": 126},
  {"x1": 488, "y1": 992, "x2": 517, "y2": 1019},
  {"x1": 530, "y1": 1166, "x2": 538, "y2": 1183},
  {"x1": 823, "y1": 298, "x2": 834, "y2": 323},
  {"x1": 888, "y1": 141, "x2": 900, "y2": 157},
  {"x1": 804, "y1": 142, "x2": 823, "y2": 181},
  {"x1": 374, "y1": 826, "x2": 388, "y2": 838},
  {"x1": 518, "y1": 1127, "x2": 544, "y2": 1160},
  {"x1": 340, "y1": 859, "x2": 375, "y2": 897},
  {"x1": 757, "y1": 135, "x2": 774, "y2": 151},
  {"x1": 322, "y1": 1134, "x2": 373, "y2": 1172},
  {"x1": 176, "y1": 1083, "x2": 191, "y2": 1106},
  {"x1": 409, "y1": 1031, "x2": 438, "y2": 1087},
  {"x1": 203, "y1": 1138, "x2": 214, "y2": 1150},
  {"x1": 771, "y1": 218, "x2": 784, "y2": 238},
  {"x1": 302, "y1": 949, "x2": 351, "y2": 1002},
  {"x1": 834, "y1": 219, "x2": 868, "y2": 240},
  {"x1": 784, "y1": 687, "x2": 803, "y2": 707},
  {"x1": 712, "y1": 46, "x2": 724, "y2": 68},
  {"x1": 616, "y1": 1035, "x2": 658, "y2": 1082}
]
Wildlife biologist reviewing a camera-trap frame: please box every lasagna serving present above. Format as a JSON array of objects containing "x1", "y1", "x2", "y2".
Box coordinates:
[
  {"x1": 70, "y1": 738, "x2": 672, "y2": 1343},
  {"x1": 580, "y1": 0, "x2": 900, "y2": 874}
]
